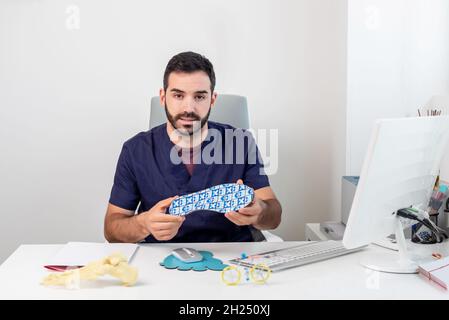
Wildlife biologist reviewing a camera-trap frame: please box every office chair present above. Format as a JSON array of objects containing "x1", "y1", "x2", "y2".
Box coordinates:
[{"x1": 149, "y1": 94, "x2": 283, "y2": 242}]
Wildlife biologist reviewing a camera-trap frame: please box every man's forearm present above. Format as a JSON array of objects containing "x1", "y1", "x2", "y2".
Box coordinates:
[
  {"x1": 253, "y1": 198, "x2": 282, "y2": 230},
  {"x1": 105, "y1": 213, "x2": 149, "y2": 243}
]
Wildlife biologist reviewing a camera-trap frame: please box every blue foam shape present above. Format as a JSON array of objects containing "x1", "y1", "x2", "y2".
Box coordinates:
[
  {"x1": 168, "y1": 183, "x2": 254, "y2": 216},
  {"x1": 159, "y1": 251, "x2": 228, "y2": 271}
]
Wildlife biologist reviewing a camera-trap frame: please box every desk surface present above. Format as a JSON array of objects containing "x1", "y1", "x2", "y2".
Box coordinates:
[{"x1": 0, "y1": 242, "x2": 448, "y2": 300}]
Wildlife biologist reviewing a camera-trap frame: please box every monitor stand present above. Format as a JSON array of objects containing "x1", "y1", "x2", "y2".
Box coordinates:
[{"x1": 360, "y1": 217, "x2": 418, "y2": 274}]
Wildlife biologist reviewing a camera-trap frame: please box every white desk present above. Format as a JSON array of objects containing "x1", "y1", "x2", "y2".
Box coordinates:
[{"x1": 0, "y1": 242, "x2": 448, "y2": 300}]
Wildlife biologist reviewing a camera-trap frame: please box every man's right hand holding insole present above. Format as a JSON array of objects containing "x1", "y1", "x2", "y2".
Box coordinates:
[{"x1": 137, "y1": 196, "x2": 185, "y2": 241}]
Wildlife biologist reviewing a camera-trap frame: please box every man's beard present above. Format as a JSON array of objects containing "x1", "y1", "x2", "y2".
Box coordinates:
[{"x1": 164, "y1": 103, "x2": 211, "y2": 136}]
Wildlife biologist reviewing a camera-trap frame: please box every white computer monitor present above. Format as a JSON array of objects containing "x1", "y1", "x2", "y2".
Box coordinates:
[{"x1": 343, "y1": 116, "x2": 449, "y2": 273}]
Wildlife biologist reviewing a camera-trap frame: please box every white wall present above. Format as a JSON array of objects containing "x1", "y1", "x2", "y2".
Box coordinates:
[
  {"x1": 346, "y1": 0, "x2": 449, "y2": 177},
  {"x1": 0, "y1": 0, "x2": 348, "y2": 262},
  {"x1": 426, "y1": 95, "x2": 449, "y2": 181}
]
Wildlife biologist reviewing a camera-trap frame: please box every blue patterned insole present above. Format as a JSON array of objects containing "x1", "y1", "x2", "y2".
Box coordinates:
[{"x1": 168, "y1": 183, "x2": 254, "y2": 216}]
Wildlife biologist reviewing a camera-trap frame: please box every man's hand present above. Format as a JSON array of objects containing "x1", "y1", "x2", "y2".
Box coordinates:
[
  {"x1": 224, "y1": 180, "x2": 267, "y2": 227},
  {"x1": 136, "y1": 196, "x2": 185, "y2": 241}
]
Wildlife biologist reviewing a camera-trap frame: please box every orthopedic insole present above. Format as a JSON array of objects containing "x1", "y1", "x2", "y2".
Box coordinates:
[{"x1": 167, "y1": 183, "x2": 254, "y2": 216}]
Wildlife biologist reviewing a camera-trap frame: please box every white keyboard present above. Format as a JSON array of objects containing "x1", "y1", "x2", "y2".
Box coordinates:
[{"x1": 229, "y1": 241, "x2": 365, "y2": 272}]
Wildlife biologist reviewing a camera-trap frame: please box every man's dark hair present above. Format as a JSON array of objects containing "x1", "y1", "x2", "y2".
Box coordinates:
[{"x1": 163, "y1": 51, "x2": 216, "y2": 93}]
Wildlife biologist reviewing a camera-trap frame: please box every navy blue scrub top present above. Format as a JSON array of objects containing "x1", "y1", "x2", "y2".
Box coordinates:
[{"x1": 109, "y1": 121, "x2": 270, "y2": 243}]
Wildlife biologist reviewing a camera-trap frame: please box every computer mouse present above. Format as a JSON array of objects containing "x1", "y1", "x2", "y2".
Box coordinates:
[{"x1": 171, "y1": 248, "x2": 203, "y2": 263}]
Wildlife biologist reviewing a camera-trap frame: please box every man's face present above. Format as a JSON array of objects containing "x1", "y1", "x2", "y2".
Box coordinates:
[{"x1": 161, "y1": 71, "x2": 216, "y2": 136}]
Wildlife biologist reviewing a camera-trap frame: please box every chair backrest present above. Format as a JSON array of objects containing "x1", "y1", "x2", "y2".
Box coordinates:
[{"x1": 149, "y1": 94, "x2": 250, "y2": 129}]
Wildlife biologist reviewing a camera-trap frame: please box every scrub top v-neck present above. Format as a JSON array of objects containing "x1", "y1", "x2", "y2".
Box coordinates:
[{"x1": 109, "y1": 121, "x2": 270, "y2": 243}]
